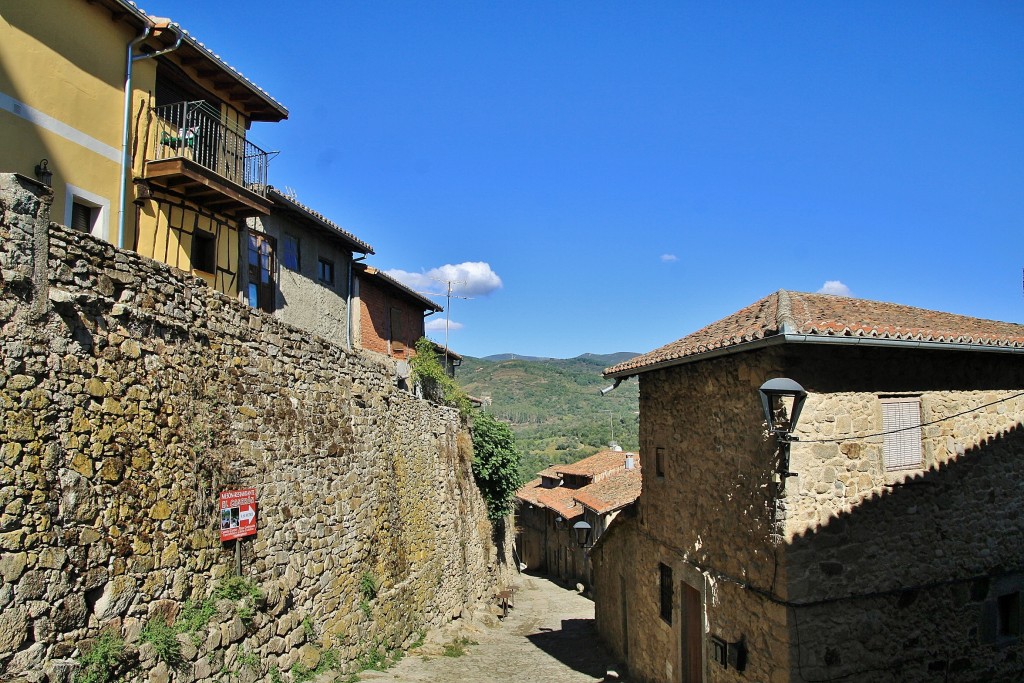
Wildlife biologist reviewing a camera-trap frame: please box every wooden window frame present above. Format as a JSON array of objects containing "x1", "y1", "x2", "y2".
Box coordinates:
[{"x1": 317, "y1": 257, "x2": 335, "y2": 285}]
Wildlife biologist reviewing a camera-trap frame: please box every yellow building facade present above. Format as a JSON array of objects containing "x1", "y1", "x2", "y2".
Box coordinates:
[{"x1": 0, "y1": 0, "x2": 287, "y2": 296}]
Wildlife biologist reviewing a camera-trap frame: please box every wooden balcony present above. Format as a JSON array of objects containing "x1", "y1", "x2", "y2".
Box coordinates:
[{"x1": 144, "y1": 101, "x2": 272, "y2": 217}]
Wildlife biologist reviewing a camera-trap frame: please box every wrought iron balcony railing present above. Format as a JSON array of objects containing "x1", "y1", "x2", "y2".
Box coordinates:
[{"x1": 150, "y1": 100, "x2": 268, "y2": 194}]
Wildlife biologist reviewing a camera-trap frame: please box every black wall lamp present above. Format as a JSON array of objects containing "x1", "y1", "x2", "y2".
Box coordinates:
[
  {"x1": 573, "y1": 520, "x2": 592, "y2": 548},
  {"x1": 34, "y1": 159, "x2": 52, "y2": 187},
  {"x1": 759, "y1": 378, "x2": 806, "y2": 478}
]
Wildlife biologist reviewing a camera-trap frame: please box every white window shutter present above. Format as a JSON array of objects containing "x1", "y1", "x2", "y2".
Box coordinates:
[{"x1": 882, "y1": 398, "x2": 922, "y2": 471}]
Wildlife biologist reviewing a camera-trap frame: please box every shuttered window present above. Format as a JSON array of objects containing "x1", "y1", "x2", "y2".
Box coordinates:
[
  {"x1": 881, "y1": 397, "x2": 922, "y2": 471},
  {"x1": 71, "y1": 202, "x2": 93, "y2": 233}
]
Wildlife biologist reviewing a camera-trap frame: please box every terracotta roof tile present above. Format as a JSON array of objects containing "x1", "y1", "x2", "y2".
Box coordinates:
[
  {"x1": 556, "y1": 450, "x2": 640, "y2": 480},
  {"x1": 267, "y1": 187, "x2": 374, "y2": 254},
  {"x1": 606, "y1": 290, "x2": 1024, "y2": 377},
  {"x1": 574, "y1": 469, "x2": 642, "y2": 515},
  {"x1": 534, "y1": 486, "x2": 583, "y2": 519}
]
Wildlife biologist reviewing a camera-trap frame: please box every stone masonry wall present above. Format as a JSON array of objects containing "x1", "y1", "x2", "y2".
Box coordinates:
[
  {"x1": 593, "y1": 341, "x2": 1024, "y2": 683},
  {"x1": 783, "y1": 344, "x2": 1024, "y2": 681},
  {"x1": 593, "y1": 348, "x2": 792, "y2": 683},
  {"x1": 0, "y1": 175, "x2": 508, "y2": 682}
]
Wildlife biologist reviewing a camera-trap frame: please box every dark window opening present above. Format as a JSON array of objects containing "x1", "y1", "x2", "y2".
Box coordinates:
[
  {"x1": 659, "y1": 563, "x2": 673, "y2": 624},
  {"x1": 999, "y1": 592, "x2": 1021, "y2": 637},
  {"x1": 192, "y1": 231, "x2": 216, "y2": 273},
  {"x1": 656, "y1": 447, "x2": 665, "y2": 478},
  {"x1": 318, "y1": 258, "x2": 335, "y2": 285},
  {"x1": 71, "y1": 202, "x2": 94, "y2": 233}
]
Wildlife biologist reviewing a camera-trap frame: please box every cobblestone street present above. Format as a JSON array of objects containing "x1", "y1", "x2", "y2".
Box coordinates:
[{"x1": 357, "y1": 573, "x2": 625, "y2": 683}]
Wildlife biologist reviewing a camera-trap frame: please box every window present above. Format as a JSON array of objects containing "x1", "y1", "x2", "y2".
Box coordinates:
[
  {"x1": 881, "y1": 397, "x2": 922, "y2": 471},
  {"x1": 281, "y1": 234, "x2": 300, "y2": 271},
  {"x1": 317, "y1": 258, "x2": 335, "y2": 285},
  {"x1": 247, "y1": 233, "x2": 276, "y2": 313},
  {"x1": 999, "y1": 592, "x2": 1020, "y2": 638},
  {"x1": 191, "y1": 231, "x2": 217, "y2": 273},
  {"x1": 656, "y1": 447, "x2": 665, "y2": 478},
  {"x1": 390, "y1": 307, "x2": 405, "y2": 353},
  {"x1": 64, "y1": 185, "x2": 109, "y2": 240},
  {"x1": 70, "y1": 202, "x2": 95, "y2": 234},
  {"x1": 659, "y1": 563, "x2": 673, "y2": 624}
]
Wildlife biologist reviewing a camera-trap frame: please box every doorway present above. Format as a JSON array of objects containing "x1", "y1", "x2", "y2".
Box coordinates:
[{"x1": 680, "y1": 581, "x2": 703, "y2": 683}]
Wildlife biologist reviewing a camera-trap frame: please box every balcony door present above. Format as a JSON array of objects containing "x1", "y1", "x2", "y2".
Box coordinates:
[{"x1": 248, "y1": 233, "x2": 276, "y2": 313}]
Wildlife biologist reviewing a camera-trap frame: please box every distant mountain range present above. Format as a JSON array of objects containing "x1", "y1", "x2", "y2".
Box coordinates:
[
  {"x1": 456, "y1": 352, "x2": 641, "y2": 480},
  {"x1": 479, "y1": 351, "x2": 639, "y2": 364}
]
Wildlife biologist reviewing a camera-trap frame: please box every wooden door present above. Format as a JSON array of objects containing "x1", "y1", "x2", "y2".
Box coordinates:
[{"x1": 680, "y1": 582, "x2": 702, "y2": 683}]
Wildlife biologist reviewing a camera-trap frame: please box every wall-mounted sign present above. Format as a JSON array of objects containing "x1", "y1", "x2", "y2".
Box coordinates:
[{"x1": 219, "y1": 488, "x2": 257, "y2": 542}]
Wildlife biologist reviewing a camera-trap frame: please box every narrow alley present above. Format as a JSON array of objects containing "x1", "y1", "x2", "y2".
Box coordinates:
[{"x1": 357, "y1": 573, "x2": 625, "y2": 683}]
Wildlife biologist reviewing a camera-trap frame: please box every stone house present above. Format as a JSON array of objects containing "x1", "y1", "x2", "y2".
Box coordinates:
[
  {"x1": 244, "y1": 187, "x2": 374, "y2": 347},
  {"x1": 593, "y1": 290, "x2": 1024, "y2": 683},
  {"x1": 517, "y1": 449, "x2": 641, "y2": 588},
  {"x1": 1, "y1": 0, "x2": 288, "y2": 296},
  {"x1": 353, "y1": 263, "x2": 443, "y2": 363}
]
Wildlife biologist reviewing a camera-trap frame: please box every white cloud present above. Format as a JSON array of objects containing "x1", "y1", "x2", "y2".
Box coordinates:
[
  {"x1": 387, "y1": 261, "x2": 503, "y2": 297},
  {"x1": 425, "y1": 317, "x2": 463, "y2": 332},
  {"x1": 661, "y1": 254, "x2": 678, "y2": 262},
  {"x1": 818, "y1": 280, "x2": 852, "y2": 296}
]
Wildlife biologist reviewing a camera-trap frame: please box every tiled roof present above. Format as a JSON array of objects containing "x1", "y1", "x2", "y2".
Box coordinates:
[
  {"x1": 516, "y1": 479, "x2": 545, "y2": 507},
  {"x1": 537, "y1": 467, "x2": 562, "y2": 480},
  {"x1": 606, "y1": 290, "x2": 1024, "y2": 377},
  {"x1": 535, "y1": 485, "x2": 584, "y2": 520},
  {"x1": 267, "y1": 188, "x2": 374, "y2": 255},
  {"x1": 556, "y1": 450, "x2": 639, "y2": 479},
  {"x1": 516, "y1": 450, "x2": 643, "y2": 519},
  {"x1": 102, "y1": 0, "x2": 288, "y2": 121},
  {"x1": 574, "y1": 469, "x2": 642, "y2": 515},
  {"x1": 355, "y1": 264, "x2": 443, "y2": 313}
]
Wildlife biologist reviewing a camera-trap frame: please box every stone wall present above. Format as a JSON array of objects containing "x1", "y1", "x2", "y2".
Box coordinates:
[
  {"x1": 592, "y1": 342, "x2": 1024, "y2": 683},
  {"x1": 0, "y1": 174, "x2": 508, "y2": 682},
  {"x1": 592, "y1": 348, "x2": 791, "y2": 683},
  {"x1": 784, "y1": 345, "x2": 1024, "y2": 681}
]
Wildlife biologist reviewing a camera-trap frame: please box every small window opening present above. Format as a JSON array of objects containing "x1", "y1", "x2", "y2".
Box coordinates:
[
  {"x1": 192, "y1": 231, "x2": 216, "y2": 273},
  {"x1": 317, "y1": 258, "x2": 335, "y2": 285},
  {"x1": 659, "y1": 563, "x2": 673, "y2": 624},
  {"x1": 656, "y1": 447, "x2": 665, "y2": 478},
  {"x1": 71, "y1": 201, "x2": 95, "y2": 234},
  {"x1": 999, "y1": 592, "x2": 1020, "y2": 638}
]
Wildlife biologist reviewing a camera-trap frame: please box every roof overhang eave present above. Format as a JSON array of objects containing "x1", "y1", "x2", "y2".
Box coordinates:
[{"x1": 606, "y1": 332, "x2": 1024, "y2": 380}]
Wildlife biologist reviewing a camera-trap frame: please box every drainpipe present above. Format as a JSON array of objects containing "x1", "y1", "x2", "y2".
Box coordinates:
[
  {"x1": 117, "y1": 19, "x2": 182, "y2": 250},
  {"x1": 346, "y1": 254, "x2": 367, "y2": 350}
]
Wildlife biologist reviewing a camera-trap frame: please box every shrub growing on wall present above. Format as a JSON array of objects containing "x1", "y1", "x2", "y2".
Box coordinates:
[
  {"x1": 409, "y1": 338, "x2": 473, "y2": 417},
  {"x1": 470, "y1": 411, "x2": 523, "y2": 520}
]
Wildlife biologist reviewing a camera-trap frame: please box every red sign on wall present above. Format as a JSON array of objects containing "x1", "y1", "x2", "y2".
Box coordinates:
[{"x1": 219, "y1": 488, "x2": 257, "y2": 542}]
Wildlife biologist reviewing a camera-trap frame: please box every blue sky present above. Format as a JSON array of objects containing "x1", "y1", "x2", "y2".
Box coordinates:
[{"x1": 140, "y1": 1, "x2": 1024, "y2": 359}]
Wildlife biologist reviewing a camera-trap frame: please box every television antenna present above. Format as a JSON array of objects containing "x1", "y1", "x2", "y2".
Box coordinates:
[{"x1": 420, "y1": 278, "x2": 473, "y2": 366}]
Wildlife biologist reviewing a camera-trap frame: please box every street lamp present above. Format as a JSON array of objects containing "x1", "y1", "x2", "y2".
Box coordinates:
[
  {"x1": 573, "y1": 521, "x2": 592, "y2": 548},
  {"x1": 759, "y1": 378, "x2": 806, "y2": 478},
  {"x1": 34, "y1": 159, "x2": 52, "y2": 187}
]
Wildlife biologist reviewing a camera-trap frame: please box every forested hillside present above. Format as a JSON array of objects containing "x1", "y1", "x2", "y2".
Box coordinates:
[{"x1": 456, "y1": 353, "x2": 640, "y2": 479}]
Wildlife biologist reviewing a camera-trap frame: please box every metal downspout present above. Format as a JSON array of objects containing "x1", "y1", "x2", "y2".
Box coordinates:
[
  {"x1": 117, "y1": 21, "x2": 182, "y2": 249},
  {"x1": 347, "y1": 254, "x2": 367, "y2": 350}
]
